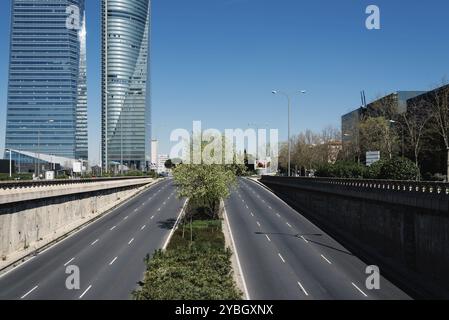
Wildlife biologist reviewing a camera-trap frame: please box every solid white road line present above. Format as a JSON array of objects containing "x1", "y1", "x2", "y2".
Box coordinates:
[
  {"x1": 265, "y1": 235, "x2": 271, "y2": 242},
  {"x1": 321, "y1": 254, "x2": 332, "y2": 265},
  {"x1": 162, "y1": 199, "x2": 188, "y2": 250},
  {"x1": 109, "y1": 257, "x2": 118, "y2": 266},
  {"x1": 64, "y1": 258, "x2": 75, "y2": 267},
  {"x1": 223, "y1": 204, "x2": 251, "y2": 300},
  {"x1": 21, "y1": 285, "x2": 38, "y2": 299},
  {"x1": 352, "y1": 282, "x2": 368, "y2": 297},
  {"x1": 297, "y1": 281, "x2": 309, "y2": 296},
  {"x1": 79, "y1": 285, "x2": 92, "y2": 299},
  {"x1": 301, "y1": 236, "x2": 309, "y2": 244},
  {"x1": 278, "y1": 253, "x2": 286, "y2": 263},
  {"x1": 128, "y1": 238, "x2": 134, "y2": 245},
  {"x1": 91, "y1": 239, "x2": 99, "y2": 246}
]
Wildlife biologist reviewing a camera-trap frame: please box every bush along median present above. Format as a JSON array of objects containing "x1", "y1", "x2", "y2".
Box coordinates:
[{"x1": 133, "y1": 164, "x2": 242, "y2": 300}]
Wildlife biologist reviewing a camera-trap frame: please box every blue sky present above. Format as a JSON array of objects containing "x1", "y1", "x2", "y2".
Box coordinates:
[{"x1": 1, "y1": 0, "x2": 449, "y2": 164}]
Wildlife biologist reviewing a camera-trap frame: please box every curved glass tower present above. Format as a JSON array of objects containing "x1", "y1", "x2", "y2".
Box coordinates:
[
  {"x1": 102, "y1": 0, "x2": 151, "y2": 172},
  {"x1": 4, "y1": 0, "x2": 88, "y2": 172}
]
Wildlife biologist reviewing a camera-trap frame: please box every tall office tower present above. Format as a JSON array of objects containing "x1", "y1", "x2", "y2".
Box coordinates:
[
  {"x1": 102, "y1": 0, "x2": 151, "y2": 172},
  {"x1": 4, "y1": 0, "x2": 88, "y2": 171}
]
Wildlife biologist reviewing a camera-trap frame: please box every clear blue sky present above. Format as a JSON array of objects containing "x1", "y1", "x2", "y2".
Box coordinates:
[{"x1": 1, "y1": 0, "x2": 449, "y2": 164}]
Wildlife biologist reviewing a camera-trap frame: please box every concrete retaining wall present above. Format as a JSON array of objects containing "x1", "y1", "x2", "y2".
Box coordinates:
[
  {"x1": 0, "y1": 178, "x2": 155, "y2": 270},
  {"x1": 260, "y1": 176, "x2": 449, "y2": 299}
]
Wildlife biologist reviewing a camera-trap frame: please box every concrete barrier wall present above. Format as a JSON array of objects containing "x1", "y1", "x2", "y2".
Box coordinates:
[
  {"x1": 0, "y1": 178, "x2": 155, "y2": 270},
  {"x1": 260, "y1": 176, "x2": 449, "y2": 299}
]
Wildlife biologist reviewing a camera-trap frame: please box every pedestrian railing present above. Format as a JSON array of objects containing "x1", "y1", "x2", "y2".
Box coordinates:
[
  {"x1": 0, "y1": 176, "x2": 152, "y2": 191},
  {"x1": 261, "y1": 176, "x2": 449, "y2": 195}
]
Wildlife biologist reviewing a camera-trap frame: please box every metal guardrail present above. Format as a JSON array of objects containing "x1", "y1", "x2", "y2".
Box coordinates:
[
  {"x1": 0, "y1": 176, "x2": 152, "y2": 191},
  {"x1": 261, "y1": 176, "x2": 449, "y2": 195}
]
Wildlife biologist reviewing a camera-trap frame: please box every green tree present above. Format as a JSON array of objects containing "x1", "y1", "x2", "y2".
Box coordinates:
[{"x1": 173, "y1": 164, "x2": 237, "y2": 219}]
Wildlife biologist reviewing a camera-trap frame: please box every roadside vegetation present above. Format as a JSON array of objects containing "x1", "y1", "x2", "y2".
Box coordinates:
[
  {"x1": 315, "y1": 157, "x2": 420, "y2": 181},
  {"x1": 133, "y1": 163, "x2": 242, "y2": 300}
]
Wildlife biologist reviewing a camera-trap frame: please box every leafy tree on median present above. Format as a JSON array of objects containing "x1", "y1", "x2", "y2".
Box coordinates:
[{"x1": 173, "y1": 164, "x2": 237, "y2": 219}]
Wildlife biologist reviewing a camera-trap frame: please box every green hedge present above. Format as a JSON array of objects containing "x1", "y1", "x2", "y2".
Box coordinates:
[
  {"x1": 316, "y1": 158, "x2": 419, "y2": 181},
  {"x1": 133, "y1": 219, "x2": 242, "y2": 300}
]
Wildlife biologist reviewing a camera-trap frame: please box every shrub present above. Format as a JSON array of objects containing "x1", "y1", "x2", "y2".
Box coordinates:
[
  {"x1": 315, "y1": 162, "x2": 366, "y2": 179},
  {"x1": 376, "y1": 157, "x2": 419, "y2": 181}
]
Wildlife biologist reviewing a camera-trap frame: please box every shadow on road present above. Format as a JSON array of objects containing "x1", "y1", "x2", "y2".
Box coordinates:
[
  {"x1": 157, "y1": 218, "x2": 177, "y2": 230},
  {"x1": 254, "y1": 232, "x2": 354, "y2": 256}
]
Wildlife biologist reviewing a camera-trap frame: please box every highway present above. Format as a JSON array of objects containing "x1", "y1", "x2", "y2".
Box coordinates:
[
  {"x1": 0, "y1": 179, "x2": 185, "y2": 300},
  {"x1": 225, "y1": 178, "x2": 411, "y2": 300}
]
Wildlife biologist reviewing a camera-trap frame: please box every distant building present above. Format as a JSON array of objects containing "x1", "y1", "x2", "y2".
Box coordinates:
[
  {"x1": 157, "y1": 154, "x2": 169, "y2": 174},
  {"x1": 4, "y1": 0, "x2": 88, "y2": 173},
  {"x1": 150, "y1": 140, "x2": 158, "y2": 170},
  {"x1": 341, "y1": 91, "x2": 425, "y2": 159},
  {"x1": 101, "y1": 0, "x2": 151, "y2": 172}
]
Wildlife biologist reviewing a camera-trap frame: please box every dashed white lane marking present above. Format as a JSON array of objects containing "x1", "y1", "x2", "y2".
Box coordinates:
[
  {"x1": 151, "y1": 215, "x2": 155, "y2": 220},
  {"x1": 124, "y1": 216, "x2": 129, "y2": 220},
  {"x1": 79, "y1": 285, "x2": 92, "y2": 299},
  {"x1": 157, "y1": 208, "x2": 161, "y2": 212},
  {"x1": 286, "y1": 222, "x2": 292, "y2": 228},
  {"x1": 64, "y1": 258, "x2": 75, "y2": 267},
  {"x1": 321, "y1": 254, "x2": 332, "y2": 265},
  {"x1": 276, "y1": 213, "x2": 281, "y2": 218},
  {"x1": 109, "y1": 257, "x2": 118, "y2": 265},
  {"x1": 141, "y1": 225, "x2": 146, "y2": 230},
  {"x1": 297, "y1": 281, "x2": 309, "y2": 296},
  {"x1": 352, "y1": 283, "x2": 368, "y2": 297},
  {"x1": 128, "y1": 238, "x2": 134, "y2": 245},
  {"x1": 245, "y1": 205, "x2": 249, "y2": 209},
  {"x1": 256, "y1": 222, "x2": 261, "y2": 228},
  {"x1": 21, "y1": 286, "x2": 38, "y2": 299},
  {"x1": 110, "y1": 226, "x2": 117, "y2": 231},
  {"x1": 91, "y1": 239, "x2": 99, "y2": 246},
  {"x1": 301, "y1": 236, "x2": 309, "y2": 243},
  {"x1": 278, "y1": 253, "x2": 286, "y2": 263},
  {"x1": 250, "y1": 212, "x2": 255, "y2": 217},
  {"x1": 268, "y1": 206, "x2": 272, "y2": 210},
  {"x1": 265, "y1": 235, "x2": 271, "y2": 242},
  {"x1": 134, "y1": 209, "x2": 138, "y2": 212}
]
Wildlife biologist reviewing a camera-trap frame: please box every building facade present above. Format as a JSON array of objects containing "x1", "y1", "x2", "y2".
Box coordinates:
[
  {"x1": 102, "y1": 0, "x2": 152, "y2": 172},
  {"x1": 341, "y1": 91, "x2": 425, "y2": 161},
  {"x1": 4, "y1": 0, "x2": 88, "y2": 173}
]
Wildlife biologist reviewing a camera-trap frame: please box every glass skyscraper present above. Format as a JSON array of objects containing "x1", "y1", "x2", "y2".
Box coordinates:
[
  {"x1": 4, "y1": 0, "x2": 88, "y2": 171},
  {"x1": 102, "y1": 0, "x2": 151, "y2": 172}
]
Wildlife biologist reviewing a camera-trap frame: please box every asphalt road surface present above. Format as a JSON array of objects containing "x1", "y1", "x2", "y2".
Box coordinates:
[
  {"x1": 0, "y1": 179, "x2": 185, "y2": 300},
  {"x1": 225, "y1": 177, "x2": 411, "y2": 300}
]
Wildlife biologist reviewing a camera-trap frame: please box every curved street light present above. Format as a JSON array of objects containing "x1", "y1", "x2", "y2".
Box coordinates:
[{"x1": 272, "y1": 90, "x2": 306, "y2": 177}]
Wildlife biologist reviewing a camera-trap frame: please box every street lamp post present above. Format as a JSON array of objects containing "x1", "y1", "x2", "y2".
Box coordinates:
[
  {"x1": 6, "y1": 149, "x2": 12, "y2": 178},
  {"x1": 272, "y1": 90, "x2": 306, "y2": 177}
]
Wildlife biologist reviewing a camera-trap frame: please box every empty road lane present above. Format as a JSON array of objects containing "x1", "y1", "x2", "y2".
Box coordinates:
[
  {"x1": 225, "y1": 178, "x2": 410, "y2": 300},
  {"x1": 0, "y1": 179, "x2": 185, "y2": 300}
]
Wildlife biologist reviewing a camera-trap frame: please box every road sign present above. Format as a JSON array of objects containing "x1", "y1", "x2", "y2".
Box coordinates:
[{"x1": 366, "y1": 151, "x2": 381, "y2": 166}]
